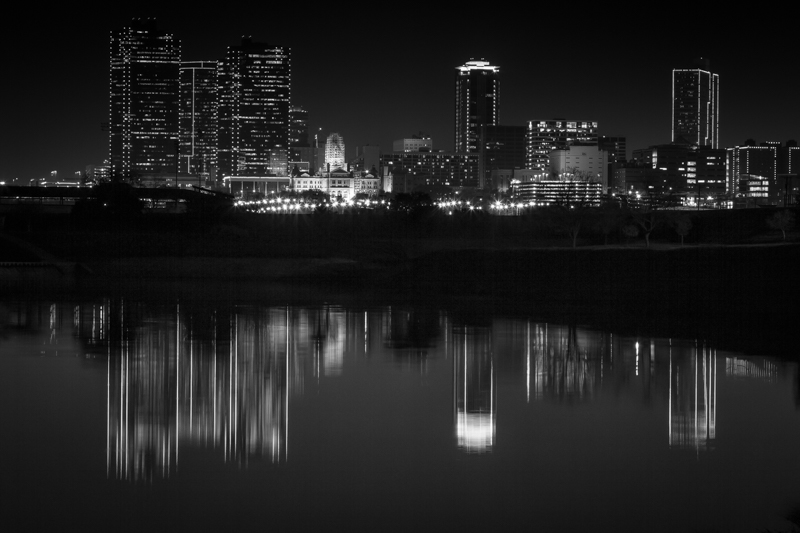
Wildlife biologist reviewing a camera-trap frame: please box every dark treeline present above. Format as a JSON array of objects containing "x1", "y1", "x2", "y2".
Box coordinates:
[
  {"x1": 2, "y1": 202, "x2": 798, "y2": 358},
  {"x1": 3, "y1": 202, "x2": 796, "y2": 264}
]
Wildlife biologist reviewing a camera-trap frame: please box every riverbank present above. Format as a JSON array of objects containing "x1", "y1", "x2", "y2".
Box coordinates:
[{"x1": 3, "y1": 208, "x2": 798, "y2": 357}]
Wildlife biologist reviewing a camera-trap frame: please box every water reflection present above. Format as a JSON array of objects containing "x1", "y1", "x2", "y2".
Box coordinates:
[
  {"x1": 2, "y1": 299, "x2": 797, "y2": 481},
  {"x1": 669, "y1": 343, "x2": 717, "y2": 452},
  {"x1": 453, "y1": 326, "x2": 495, "y2": 453}
]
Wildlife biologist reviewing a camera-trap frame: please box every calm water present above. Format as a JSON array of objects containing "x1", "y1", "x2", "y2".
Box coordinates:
[{"x1": 1, "y1": 297, "x2": 799, "y2": 532}]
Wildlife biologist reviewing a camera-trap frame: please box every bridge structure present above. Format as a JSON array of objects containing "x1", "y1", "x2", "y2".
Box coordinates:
[{"x1": 0, "y1": 185, "x2": 233, "y2": 214}]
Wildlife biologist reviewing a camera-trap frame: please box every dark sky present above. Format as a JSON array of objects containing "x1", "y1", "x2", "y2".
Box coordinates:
[{"x1": 3, "y1": 6, "x2": 798, "y2": 182}]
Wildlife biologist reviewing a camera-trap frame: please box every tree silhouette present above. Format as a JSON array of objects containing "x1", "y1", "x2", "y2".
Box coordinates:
[
  {"x1": 670, "y1": 213, "x2": 693, "y2": 246},
  {"x1": 633, "y1": 211, "x2": 660, "y2": 248},
  {"x1": 766, "y1": 210, "x2": 795, "y2": 241},
  {"x1": 592, "y1": 203, "x2": 623, "y2": 245},
  {"x1": 621, "y1": 223, "x2": 639, "y2": 246}
]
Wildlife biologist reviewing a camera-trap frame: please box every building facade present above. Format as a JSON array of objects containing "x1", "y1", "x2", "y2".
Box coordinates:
[
  {"x1": 217, "y1": 38, "x2": 291, "y2": 177},
  {"x1": 526, "y1": 120, "x2": 598, "y2": 179},
  {"x1": 483, "y1": 125, "x2": 527, "y2": 186},
  {"x1": 381, "y1": 151, "x2": 479, "y2": 190},
  {"x1": 289, "y1": 106, "x2": 309, "y2": 148},
  {"x1": 324, "y1": 133, "x2": 346, "y2": 171},
  {"x1": 631, "y1": 143, "x2": 726, "y2": 199},
  {"x1": 672, "y1": 65, "x2": 719, "y2": 148},
  {"x1": 109, "y1": 19, "x2": 181, "y2": 182},
  {"x1": 727, "y1": 142, "x2": 800, "y2": 204},
  {"x1": 179, "y1": 61, "x2": 218, "y2": 180},
  {"x1": 393, "y1": 136, "x2": 433, "y2": 153},
  {"x1": 549, "y1": 146, "x2": 608, "y2": 190},
  {"x1": 455, "y1": 60, "x2": 499, "y2": 155}
]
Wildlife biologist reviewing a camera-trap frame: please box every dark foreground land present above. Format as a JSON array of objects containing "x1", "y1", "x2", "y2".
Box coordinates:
[{"x1": 2, "y1": 207, "x2": 798, "y2": 358}]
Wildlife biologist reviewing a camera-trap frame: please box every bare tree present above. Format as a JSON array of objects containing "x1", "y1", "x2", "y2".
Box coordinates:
[
  {"x1": 621, "y1": 223, "x2": 639, "y2": 246},
  {"x1": 767, "y1": 210, "x2": 796, "y2": 241},
  {"x1": 670, "y1": 213, "x2": 693, "y2": 246},
  {"x1": 549, "y1": 206, "x2": 587, "y2": 248},
  {"x1": 592, "y1": 203, "x2": 623, "y2": 245},
  {"x1": 633, "y1": 211, "x2": 660, "y2": 248}
]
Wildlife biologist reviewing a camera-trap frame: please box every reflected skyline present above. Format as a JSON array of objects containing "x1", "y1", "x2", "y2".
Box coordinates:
[
  {"x1": 453, "y1": 326, "x2": 495, "y2": 453},
  {"x1": 1, "y1": 298, "x2": 797, "y2": 479}
]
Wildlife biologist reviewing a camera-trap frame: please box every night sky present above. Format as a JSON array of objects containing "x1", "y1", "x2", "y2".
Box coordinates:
[{"x1": 4, "y1": 6, "x2": 798, "y2": 182}]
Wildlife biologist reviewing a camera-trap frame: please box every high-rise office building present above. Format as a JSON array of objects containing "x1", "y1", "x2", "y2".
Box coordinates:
[
  {"x1": 483, "y1": 125, "x2": 527, "y2": 175},
  {"x1": 217, "y1": 38, "x2": 291, "y2": 177},
  {"x1": 179, "y1": 61, "x2": 218, "y2": 178},
  {"x1": 454, "y1": 60, "x2": 499, "y2": 155},
  {"x1": 289, "y1": 106, "x2": 309, "y2": 148},
  {"x1": 526, "y1": 120, "x2": 598, "y2": 178},
  {"x1": 324, "y1": 133, "x2": 346, "y2": 171},
  {"x1": 598, "y1": 136, "x2": 627, "y2": 164},
  {"x1": 109, "y1": 18, "x2": 181, "y2": 181},
  {"x1": 631, "y1": 143, "x2": 726, "y2": 198},
  {"x1": 672, "y1": 61, "x2": 719, "y2": 148}
]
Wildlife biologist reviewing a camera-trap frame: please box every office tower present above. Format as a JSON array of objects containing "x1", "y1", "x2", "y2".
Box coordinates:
[
  {"x1": 483, "y1": 125, "x2": 527, "y2": 174},
  {"x1": 526, "y1": 120, "x2": 598, "y2": 178},
  {"x1": 289, "y1": 106, "x2": 309, "y2": 148},
  {"x1": 672, "y1": 61, "x2": 719, "y2": 148},
  {"x1": 324, "y1": 133, "x2": 346, "y2": 171},
  {"x1": 631, "y1": 144, "x2": 726, "y2": 198},
  {"x1": 217, "y1": 38, "x2": 291, "y2": 177},
  {"x1": 726, "y1": 142, "x2": 779, "y2": 199},
  {"x1": 599, "y1": 136, "x2": 627, "y2": 164},
  {"x1": 179, "y1": 61, "x2": 218, "y2": 178},
  {"x1": 288, "y1": 106, "x2": 310, "y2": 170},
  {"x1": 549, "y1": 146, "x2": 608, "y2": 188},
  {"x1": 455, "y1": 59, "x2": 499, "y2": 155},
  {"x1": 109, "y1": 18, "x2": 180, "y2": 181},
  {"x1": 381, "y1": 148, "x2": 479, "y2": 190},
  {"x1": 393, "y1": 135, "x2": 432, "y2": 152},
  {"x1": 353, "y1": 145, "x2": 381, "y2": 174}
]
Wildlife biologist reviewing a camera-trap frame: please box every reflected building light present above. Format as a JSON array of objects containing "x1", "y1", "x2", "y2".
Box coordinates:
[
  {"x1": 669, "y1": 343, "x2": 716, "y2": 452},
  {"x1": 318, "y1": 307, "x2": 345, "y2": 376},
  {"x1": 526, "y1": 323, "x2": 600, "y2": 402},
  {"x1": 453, "y1": 326, "x2": 495, "y2": 453},
  {"x1": 107, "y1": 306, "x2": 298, "y2": 480},
  {"x1": 725, "y1": 357, "x2": 779, "y2": 381}
]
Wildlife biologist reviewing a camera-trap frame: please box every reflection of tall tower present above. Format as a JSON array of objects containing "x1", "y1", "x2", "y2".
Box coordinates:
[
  {"x1": 524, "y1": 322, "x2": 601, "y2": 402},
  {"x1": 107, "y1": 304, "x2": 293, "y2": 480},
  {"x1": 669, "y1": 342, "x2": 717, "y2": 451},
  {"x1": 453, "y1": 326, "x2": 495, "y2": 453}
]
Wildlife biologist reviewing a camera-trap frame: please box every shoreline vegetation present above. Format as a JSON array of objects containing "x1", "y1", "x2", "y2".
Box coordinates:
[{"x1": 1, "y1": 206, "x2": 798, "y2": 357}]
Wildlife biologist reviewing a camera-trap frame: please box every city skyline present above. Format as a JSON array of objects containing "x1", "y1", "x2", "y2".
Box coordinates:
[{"x1": 3, "y1": 9, "x2": 798, "y2": 182}]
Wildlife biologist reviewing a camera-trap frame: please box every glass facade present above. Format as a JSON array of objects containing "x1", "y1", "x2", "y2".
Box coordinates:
[
  {"x1": 672, "y1": 68, "x2": 719, "y2": 148},
  {"x1": 109, "y1": 19, "x2": 181, "y2": 181},
  {"x1": 179, "y1": 61, "x2": 218, "y2": 178},
  {"x1": 217, "y1": 39, "x2": 291, "y2": 177}
]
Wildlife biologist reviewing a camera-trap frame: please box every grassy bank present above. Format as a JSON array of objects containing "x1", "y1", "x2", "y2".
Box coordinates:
[{"x1": 3, "y1": 208, "x2": 798, "y2": 357}]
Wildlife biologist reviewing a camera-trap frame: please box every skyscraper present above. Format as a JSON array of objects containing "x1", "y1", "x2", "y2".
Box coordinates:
[
  {"x1": 672, "y1": 61, "x2": 719, "y2": 148},
  {"x1": 109, "y1": 18, "x2": 181, "y2": 181},
  {"x1": 454, "y1": 60, "x2": 499, "y2": 154},
  {"x1": 525, "y1": 119, "x2": 598, "y2": 178},
  {"x1": 179, "y1": 61, "x2": 218, "y2": 179},
  {"x1": 289, "y1": 106, "x2": 309, "y2": 148},
  {"x1": 324, "y1": 133, "x2": 346, "y2": 171},
  {"x1": 217, "y1": 38, "x2": 291, "y2": 177}
]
